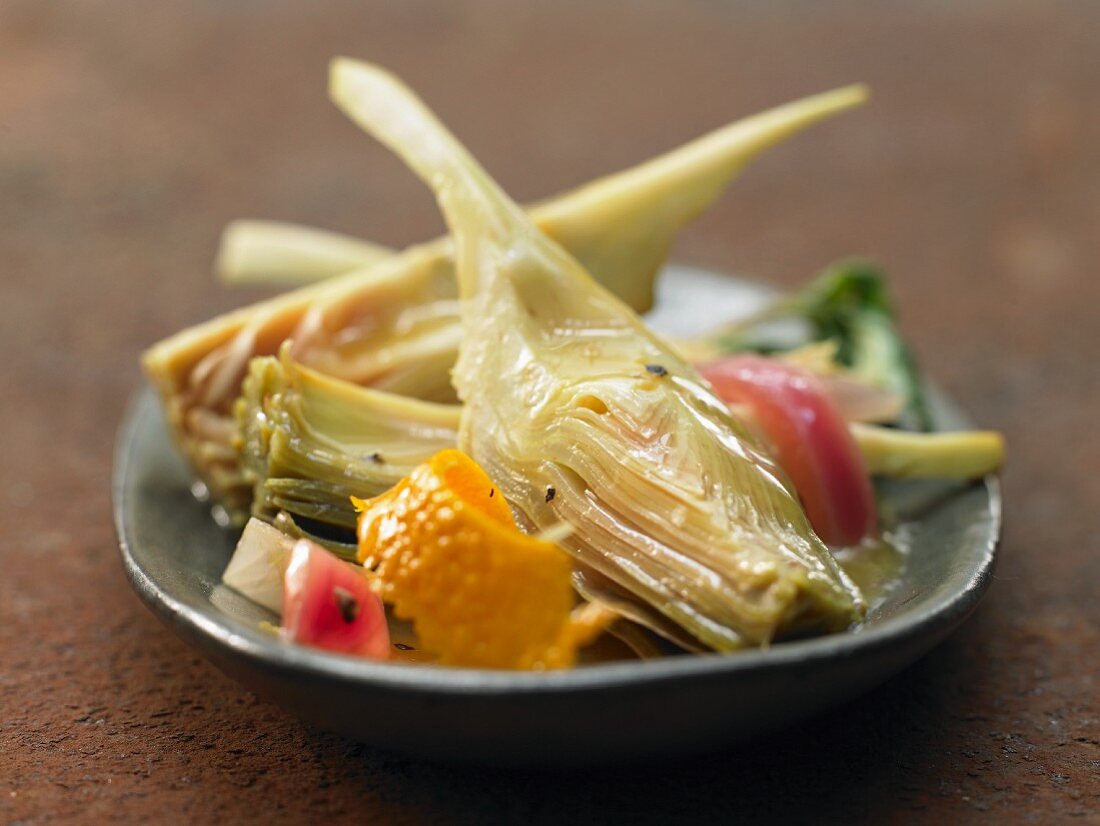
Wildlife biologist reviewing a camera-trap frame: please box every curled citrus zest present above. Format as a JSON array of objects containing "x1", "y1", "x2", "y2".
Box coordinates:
[{"x1": 353, "y1": 450, "x2": 607, "y2": 669}]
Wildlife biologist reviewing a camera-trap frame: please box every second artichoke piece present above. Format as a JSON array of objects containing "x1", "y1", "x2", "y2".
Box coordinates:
[{"x1": 329, "y1": 59, "x2": 865, "y2": 651}]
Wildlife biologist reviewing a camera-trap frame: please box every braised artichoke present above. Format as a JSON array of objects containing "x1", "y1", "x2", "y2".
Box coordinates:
[
  {"x1": 144, "y1": 81, "x2": 868, "y2": 520},
  {"x1": 329, "y1": 59, "x2": 865, "y2": 650}
]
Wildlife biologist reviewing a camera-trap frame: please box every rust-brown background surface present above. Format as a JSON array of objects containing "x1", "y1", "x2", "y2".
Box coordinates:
[{"x1": 2, "y1": 1, "x2": 1098, "y2": 822}]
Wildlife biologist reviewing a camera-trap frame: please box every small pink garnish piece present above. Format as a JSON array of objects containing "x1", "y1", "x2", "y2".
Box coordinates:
[
  {"x1": 700, "y1": 354, "x2": 878, "y2": 546},
  {"x1": 282, "y1": 540, "x2": 390, "y2": 659}
]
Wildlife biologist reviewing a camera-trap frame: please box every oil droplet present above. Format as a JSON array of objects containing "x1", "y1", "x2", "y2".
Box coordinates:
[{"x1": 190, "y1": 480, "x2": 210, "y2": 502}]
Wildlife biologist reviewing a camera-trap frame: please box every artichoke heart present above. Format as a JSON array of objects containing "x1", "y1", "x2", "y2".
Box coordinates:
[
  {"x1": 236, "y1": 344, "x2": 459, "y2": 541},
  {"x1": 329, "y1": 59, "x2": 865, "y2": 650}
]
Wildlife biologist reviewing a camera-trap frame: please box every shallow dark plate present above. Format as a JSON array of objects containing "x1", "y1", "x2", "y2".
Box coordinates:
[{"x1": 114, "y1": 267, "x2": 1001, "y2": 766}]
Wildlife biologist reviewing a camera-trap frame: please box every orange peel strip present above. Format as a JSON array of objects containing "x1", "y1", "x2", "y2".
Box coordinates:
[{"x1": 352, "y1": 449, "x2": 609, "y2": 669}]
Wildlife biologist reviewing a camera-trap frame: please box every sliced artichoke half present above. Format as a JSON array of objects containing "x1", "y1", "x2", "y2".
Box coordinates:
[{"x1": 329, "y1": 59, "x2": 865, "y2": 651}]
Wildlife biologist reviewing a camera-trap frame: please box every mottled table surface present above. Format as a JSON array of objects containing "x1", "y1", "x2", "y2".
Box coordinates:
[{"x1": 3, "y1": 1, "x2": 1097, "y2": 822}]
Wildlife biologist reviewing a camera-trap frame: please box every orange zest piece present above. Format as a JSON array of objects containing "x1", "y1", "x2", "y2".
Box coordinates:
[{"x1": 352, "y1": 449, "x2": 608, "y2": 670}]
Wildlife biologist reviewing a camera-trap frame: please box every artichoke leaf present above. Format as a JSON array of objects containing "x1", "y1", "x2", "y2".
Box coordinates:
[
  {"x1": 216, "y1": 219, "x2": 395, "y2": 286},
  {"x1": 851, "y1": 423, "x2": 1004, "y2": 479},
  {"x1": 572, "y1": 564, "x2": 708, "y2": 654},
  {"x1": 329, "y1": 59, "x2": 865, "y2": 650}
]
